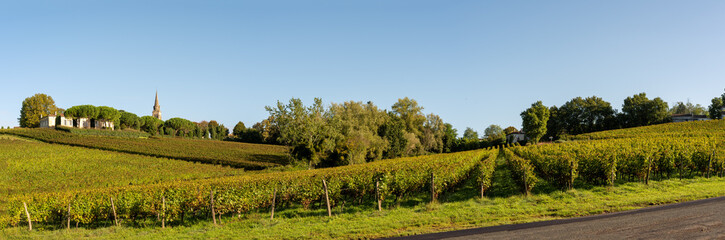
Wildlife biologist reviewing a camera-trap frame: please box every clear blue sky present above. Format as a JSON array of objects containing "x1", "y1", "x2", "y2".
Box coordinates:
[{"x1": 2, "y1": 1, "x2": 724, "y2": 135}]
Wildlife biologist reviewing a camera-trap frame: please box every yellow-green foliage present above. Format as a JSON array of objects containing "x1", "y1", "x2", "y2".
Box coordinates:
[
  {"x1": 571, "y1": 119, "x2": 725, "y2": 140},
  {"x1": 510, "y1": 136, "x2": 724, "y2": 187},
  {"x1": 0, "y1": 128, "x2": 290, "y2": 169},
  {"x1": 503, "y1": 148, "x2": 537, "y2": 194},
  {"x1": 2, "y1": 149, "x2": 493, "y2": 227}
]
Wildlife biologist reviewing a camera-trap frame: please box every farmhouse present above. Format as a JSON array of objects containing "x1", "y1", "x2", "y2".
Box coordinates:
[
  {"x1": 39, "y1": 114, "x2": 114, "y2": 130},
  {"x1": 671, "y1": 113, "x2": 709, "y2": 123},
  {"x1": 506, "y1": 131, "x2": 527, "y2": 144},
  {"x1": 39, "y1": 114, "x2": 73, "y2": 128}
]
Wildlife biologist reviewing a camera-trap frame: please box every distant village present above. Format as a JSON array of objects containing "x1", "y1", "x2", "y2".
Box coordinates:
[{"x1": 38, "y1": 92, "x2": 163, "y2": 130}]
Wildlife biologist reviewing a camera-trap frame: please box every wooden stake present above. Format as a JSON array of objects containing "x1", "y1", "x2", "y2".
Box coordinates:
[
  {"x1": 211, "y1": 190, "x2": 217, "y2": 226},
  {"x1": 271, "y1": 188, "x2": 277, "y2": 220},
  {"x1": 430, "y1": 172, "x2": 436, "y2": 202},
  {"x1": 480, "y1": 182, "x2": 485, "y2": 199},
  {"x1": 645, "y1": 156, "x2": 651, "y2": 185},
  {"x1": 67, "y1": 203, "x2": 71, "y2": 230},
  {"x1": 322, "y1": 179, "x2": 331, "y2": 217},
  {"x1": 111, "y1": 197, "x2": 118, "y2": 226},
  {"x1": 376, "y1": 181, "x2": 382, "y2": 211},
  {"x1": 162, "y1": 196, "x2": 166, "y2": 229},
  {"x1": 23, "y1": 202, "x2": 32, "y2": 231},
  {"x1": 708, "y1": 150, "x2": 715, "y2": 178}
]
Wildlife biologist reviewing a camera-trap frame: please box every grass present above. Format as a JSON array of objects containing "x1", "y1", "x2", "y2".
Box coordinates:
[{"x1": 4, "y1": 173, "x2": 725, "y2": 239}]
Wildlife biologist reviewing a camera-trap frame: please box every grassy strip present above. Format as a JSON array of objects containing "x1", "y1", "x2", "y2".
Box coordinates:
[{"x1": 4, "y1": 176, "x2": 725, "y2": 239}]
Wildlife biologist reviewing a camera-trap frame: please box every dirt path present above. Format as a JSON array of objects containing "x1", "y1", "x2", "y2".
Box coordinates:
[{"x1": 386, "y1": 196, "x2": 725, "y2": 240}]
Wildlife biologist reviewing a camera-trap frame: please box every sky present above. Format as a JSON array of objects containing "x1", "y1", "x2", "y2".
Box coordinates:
[{"x1": 1, "y1": 1, "x2": 724, "y2": 135}]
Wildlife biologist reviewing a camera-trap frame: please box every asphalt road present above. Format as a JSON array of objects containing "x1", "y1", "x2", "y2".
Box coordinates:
[{"x1": 385, "y1": 196, "x2": 725, "y2": 240}]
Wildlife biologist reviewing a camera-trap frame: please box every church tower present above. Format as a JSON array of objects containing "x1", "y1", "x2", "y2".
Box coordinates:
[{"x1": 153, "y1": 91, "x2": 162, "y2": 120}]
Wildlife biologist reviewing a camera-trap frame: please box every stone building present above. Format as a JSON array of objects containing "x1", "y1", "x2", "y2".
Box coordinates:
[
  {"x1": 39, "y1": 114, "x2": 73, "y2": 128},
  {"x1": 153, "y1": 91, "x2": 162, "y2": 120}
]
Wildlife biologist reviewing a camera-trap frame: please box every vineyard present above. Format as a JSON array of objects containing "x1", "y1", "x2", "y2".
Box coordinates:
[
  {"x1": 55, "y1": 126, "x2": 151, "y2": 138},
  {"x1": 1, "y1": 120, "x2": 724, "y2": 236},
  {"x1": 570, "y1": 119, "x2": 725, "y2": 140},
  {"x1": 0, "y1": 139, "x2": 247, "y2": 196},
  {"x1": 502, "y1": 120, "x2": 725, "y2": 192},
  {"x1": 0, "y1": 128, "x2": 290, "y2": 169},
  {"x1": 1, "y1": 148, "x2": 496, "y2": 227}
]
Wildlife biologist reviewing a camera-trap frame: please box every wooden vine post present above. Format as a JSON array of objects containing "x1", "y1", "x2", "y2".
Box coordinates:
[
  {"x1": 645, "y1": 156, "x2": 651, "y2": 185},
  {"x1": 708, "y1": 150, "x2": 714, "y2": 178},
  {"x1": 322, "y1": 179, "x2": 332, "y2": 217},
  {"x1": 23, "y1": 202, "x2": 32, "y2": 231},
  {"x1": 111, "y1": 197, "x2": 118, "y2": 226},
  {"x1": 271, "y1": 188, "x2": 277, "y2": 220},
  {"x1": 523, "y1": 166, "x2": 530, "y2": 196},
  {"x1": 162, "y1": 196, "x2": 166, "y2": 229},
  {"x1": 210, "y1": 190, "x2": 217, "y2": 226},
  {"x1": 67, "y1": 203, "x2": 71, "y2": 230},
  {"x1": 480, "y1": 181, "x2": 485, "y2": 199},
  {"x1": 375, "y1": 181, "x2": 382, "y2": 211},
  {"x1": 430, "y1": 172, "x2": 436, "y2": 203}
]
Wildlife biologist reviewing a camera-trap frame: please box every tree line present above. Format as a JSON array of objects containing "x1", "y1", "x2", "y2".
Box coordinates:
[
  {"x1": 228, "y1": 97, "x2": 511, "y2": 168},
  {"x1": 521, "y1": 91, "x2": 725, "y2": 144}
]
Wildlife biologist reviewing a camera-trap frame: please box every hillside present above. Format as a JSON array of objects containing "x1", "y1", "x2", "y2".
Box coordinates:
[
  {"x1": 570, "y1": 119, "x2": 725, "y2": 140},
  {"x1": 0, "y1": 128, "x2": 290, "y2": 169},
  {"x1": 1, "y1": 120, "x2": 724, "y2": 239}
]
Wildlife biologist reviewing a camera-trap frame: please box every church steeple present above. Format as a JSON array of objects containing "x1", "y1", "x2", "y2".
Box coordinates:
[{"x1": 153, "y1": 91, "x2": 162, "y2": 120}]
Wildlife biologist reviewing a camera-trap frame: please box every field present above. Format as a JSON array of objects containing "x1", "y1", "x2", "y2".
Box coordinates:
[
  {"x1": 0, "y1": 139, "x2": 247, "y2": 196},
  {"x1": 1, "y1": 120, "x2": 724, "y2": 239},
  {"x1": 0, "y1": 128, "x2": 290, "y2": 169}
]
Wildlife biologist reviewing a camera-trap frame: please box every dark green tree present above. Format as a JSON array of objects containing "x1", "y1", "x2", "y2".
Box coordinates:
[
  {"x1": 709, "y1": 97, "x2": 724, "y2": 119},
  {"x1": 232, "y1": 121, "x2": 246, "y2": 137},
  {"x1": 521, "y1": 101, "x2": 550, "y2": 144},
  {"x1": 119, "y1": 111, "x2": 143, "y2": 130},
  {"x1": 140, "y1": 116, "x2": 163, "y2": 135},
  {"x1": 621, "y1": 93, "x2": 669, "y2": 127}
]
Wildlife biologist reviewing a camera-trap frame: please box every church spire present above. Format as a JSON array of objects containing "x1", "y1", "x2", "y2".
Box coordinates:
[{"x1": 153, "y1": 91, "x2": 162, "y2": 120}]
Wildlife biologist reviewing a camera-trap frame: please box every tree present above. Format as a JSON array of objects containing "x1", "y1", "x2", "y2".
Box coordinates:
[
  {"x1": 484, "y1": 125, "x2": 505, "y2": 142},
  {"x1": 97, "y1": 106, "x2": 121, "y2": 124},
  {"x1": 670, "y1": 101, "x2": 707, "y2": 115},
  {"x1": 19, "y1": 93, "x2": 58, "y2": 128},
  {"x1": 266, "y1": 98, "x2": 338, "y2": 168},
  {"x1": 391, "y1": 97, "x2": 425, "y2": 136},
  {"x1": 462, "y1": 127, "x2": 478, "y2": 140},
  {"x1": 557, "y1": 96, "x2": 616, "y2": 135},
  {"x1": 380, "y1": 115, "x2": 408, "y2": 159},
  {"x1": 709, "y1": 97, "x2": 724, "y2": 120},
  {"x1": 328, "y1": 101, "x2": 388, "y2": 165},
  {"x1": 233, "y1": 121, "x2": 246, "y2": 137},
  {"x1": 442, "y1": 123, "x2": 457, "y2": 153},
  {"x1": 621, "y1": 93, "x2": 669, "y2": 127},
  {"x1": 521, "y1": 101, "x2": 550, "y2": 144},
  {"x1": 421, "y1": 114, "x2": 446, "y2": 153},
  {"x1": 165, "y1": 118, "x2": 195, "y2": 136},
  {"x1": 64, "y1": 105, "x2": 100, "y2": 128},
  {"x1": 503, "y1": 126, "x2": 518, "y2": 135},
  {"x1": 119, "y1": 111, "x2": 143, "y2": 130},
  {"x1": 140, "y1": 116, "x2": 163, "y2": 135}
]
